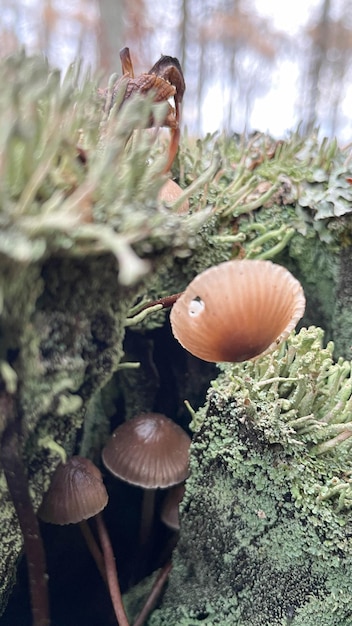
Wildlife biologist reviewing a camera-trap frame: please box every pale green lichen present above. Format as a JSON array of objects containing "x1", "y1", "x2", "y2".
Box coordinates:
[
  {"x1": 149, "y1": 327, "x2": 352, "y2": 625},
  {"x1": 0, "y1": 52, "x2": 209, "y2": 281}
]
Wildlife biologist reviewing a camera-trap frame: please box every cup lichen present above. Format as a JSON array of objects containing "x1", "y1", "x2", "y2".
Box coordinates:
[{"x1": 148, "y1": 327, "x2": 352, "y2": 625}]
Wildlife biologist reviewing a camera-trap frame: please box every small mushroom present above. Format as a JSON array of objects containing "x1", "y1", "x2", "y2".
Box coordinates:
[
  {"x1": 102, "y1": 412, "x2": 191, "y2": 545},
  {"x1": 38, "y1": 455, "x2": 129, "y2": 626},
  {"x1": 170, "y1": 259, "x2": 305, "y2": 363},
  {"x1": 160, "y1": 482, "x2": 185, "y2": 532},
  {"x1": 158, "y1": 483, "x2": 185, "y2": 568},
  {"x1": 38, "y1": 455, "x2": 108, "y2": 525},
  {"x1": 158, "y1": 179, "x2": 189, "y2": 214}
]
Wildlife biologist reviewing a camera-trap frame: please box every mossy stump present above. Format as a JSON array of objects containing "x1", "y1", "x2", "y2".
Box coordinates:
[{"x1": 149, "y1": 328, "x2": 352, "y2": 626}]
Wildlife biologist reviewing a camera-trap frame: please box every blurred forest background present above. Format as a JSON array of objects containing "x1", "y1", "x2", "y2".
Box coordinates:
[{"x1": 1, "y1": 0, "x2": 352, "y2": 141}]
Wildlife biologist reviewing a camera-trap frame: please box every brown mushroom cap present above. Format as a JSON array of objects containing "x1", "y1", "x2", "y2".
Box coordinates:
[
  {"x1": 170, "y1": 259, "x2": 306, "y2": 363},
  {"x1": 158, "y1": 179, "x2": 189, "y2": 214},
  {"x1": 38, "y1": 456, "x2": 108, "y2": 525},
  {"x1": 102, "y1": 413, "x2": 191, "y2": 489}
]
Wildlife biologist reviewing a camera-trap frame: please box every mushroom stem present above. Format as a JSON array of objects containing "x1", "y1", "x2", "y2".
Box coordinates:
[
  {"x1": 139, "y1": 292, "x2": 183, "y2": 313},
  {"x1": 140, "y1": 488, "x2": 156, "y2": 546},
  {"x1": 79, "y1": 520, "x2": 107, "y2": 584},
  {"x1": 132, "y1": 560, "x2": 172, "y2": 626},
  {"x1": 1, "y1": 421, "x2": 50, "y2": 626},
  {"x1": 95, "y1": 512, "x2": 130, "y2": 626}
]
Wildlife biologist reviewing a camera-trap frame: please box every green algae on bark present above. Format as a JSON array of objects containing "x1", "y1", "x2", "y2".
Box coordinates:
[{"x1": 148, "y1": 326, "x2": 352, "y2": 626}]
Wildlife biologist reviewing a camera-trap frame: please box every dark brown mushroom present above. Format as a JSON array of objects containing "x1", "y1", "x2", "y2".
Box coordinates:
[
  {"x1": 170, "y1": 259, "x2": 306, "y2": 363},
  {"x1": 158, "y1": 179, "x2": 189, "y2": 214},
  {"x1": 102, "y1": 412, "x2": 191, "y2": 545},
  {"x1": 38, "y1": 455, "x2": 129, "y2": 626},
  {"x1": 38, "y1": 455, "x2": 107, "y2": 525}
]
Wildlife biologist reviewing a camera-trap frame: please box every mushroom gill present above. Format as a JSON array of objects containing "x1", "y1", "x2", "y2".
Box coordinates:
[{"x1": 170, "y1": 258, "x2": 306, "y2": 363}]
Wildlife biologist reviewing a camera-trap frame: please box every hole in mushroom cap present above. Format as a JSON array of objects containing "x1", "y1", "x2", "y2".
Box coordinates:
[
  {"x1": 170, "y1": 259, "x2": 306, "y2": 363},
  {"x1": 188, "y1": 296, "x2": 205, "y2": 317}
]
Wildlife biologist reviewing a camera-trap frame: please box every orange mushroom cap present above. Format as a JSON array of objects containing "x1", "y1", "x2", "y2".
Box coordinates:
[
  {"x1": 102, "y1": 413, "x2": 191, "y2": 489},
  {"x1": 158, "y1": 179, "x2": 189, "y2": 214},
  {"x1": 170, "y1": 259, "x2": 305, "y2": 363},
  {"x1": 38, "y1": 456, "x2": 108, "y2": 525}
]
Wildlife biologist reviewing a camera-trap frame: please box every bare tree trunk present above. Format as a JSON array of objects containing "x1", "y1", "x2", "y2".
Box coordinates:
[
  {"x1": 97, "y1": 0, "x2": 125, "y2": 74},
  {"x1": 303, "y1": 0, "x2": 331, "y2": 133},
  {"x1": 180, "y1": 0, "x2": 188, "y2": 71},
  {"x1": 227, "y1": 49, "x2": 236, "y2": 131},
  {"x1": 197, "y1": 37, "x2": 205, "y2": 135}
]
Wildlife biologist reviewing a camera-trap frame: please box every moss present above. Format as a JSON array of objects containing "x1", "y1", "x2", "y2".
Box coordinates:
[{"x1": 149, "y1": 327, "x2": 352, "y2": 625}]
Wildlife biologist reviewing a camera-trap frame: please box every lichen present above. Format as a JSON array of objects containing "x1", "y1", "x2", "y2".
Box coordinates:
[
  {"x1": 2, "y1": 50, "x2": 352, "y2": 622},
  {"x1": 0, "y1": 50, "x2": 210, "y2": 610},
  {"x1": 149, "y1": 327, "x2": 352, "y2": 625},
  {"x1": 172, "y1": 131, "x2": 352, "y2": 352}
]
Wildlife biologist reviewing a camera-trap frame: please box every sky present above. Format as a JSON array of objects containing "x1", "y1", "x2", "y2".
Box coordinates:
[
  {"x1": 253, "y1": 0, "x2": 321, "y2": 33},
  {"x1": 249, "y1": 0, "x2": 320, "y2": 136}
]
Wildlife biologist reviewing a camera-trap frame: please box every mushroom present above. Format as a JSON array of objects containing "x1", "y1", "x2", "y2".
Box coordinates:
[
  {"x1": 38, "y1": 455, "x2": 108, "y2": 526},
  {"x1": 170, "y1": 258, "x2": 306, "y2": 363},
  {"x1": 38, "y1": 455, "x2": 130, "y2": 626},
  {"x1": 158, "y1": 179, "x2": 189, "y2": 214},
  {"x1": 102, "y1": 412, "x2": 191, "y2": 546},
  {"x1": 160, "y1": 482, "x2": 185, "y2": 532},
  {"x1": 157, "y1": 482, "x2": 186, "y2": 570}
]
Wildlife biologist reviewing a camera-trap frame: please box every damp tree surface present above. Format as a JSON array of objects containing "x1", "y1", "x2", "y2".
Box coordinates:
[{"x1": 1, "y1": 49, "x2": 352, "y2": 626}]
